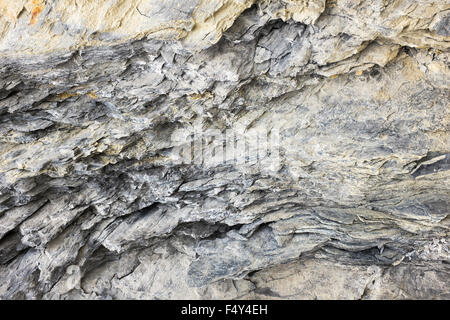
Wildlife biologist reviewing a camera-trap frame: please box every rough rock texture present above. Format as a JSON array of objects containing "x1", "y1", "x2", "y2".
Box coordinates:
[{"x1": 0, "y1": 0, "x2": 449, "y2": 300}]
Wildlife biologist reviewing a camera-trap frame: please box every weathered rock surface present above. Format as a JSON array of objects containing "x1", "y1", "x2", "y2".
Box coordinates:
[{"x1": 0, "y1": 0, "x2": 449, "y2": 299}]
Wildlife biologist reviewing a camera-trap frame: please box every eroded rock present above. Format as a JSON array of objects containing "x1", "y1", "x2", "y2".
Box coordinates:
[{"x1": 0, "y1": 0, "x2": 449, "y2": 300}]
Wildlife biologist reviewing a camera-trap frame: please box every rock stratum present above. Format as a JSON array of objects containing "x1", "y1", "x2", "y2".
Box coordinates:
[{"x1": 0, "y1": 0, "x2": 449, "y2": 300}]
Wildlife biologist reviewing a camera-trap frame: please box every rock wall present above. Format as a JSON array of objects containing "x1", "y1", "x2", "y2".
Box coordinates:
[{"x1": 0, "y1": 0, "x2": 449, "y2": 299}]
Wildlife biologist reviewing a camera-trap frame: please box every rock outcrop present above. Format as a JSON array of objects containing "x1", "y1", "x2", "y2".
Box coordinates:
[{"x1": 0, "y1": 0, "x2": 449, "y2": 299}]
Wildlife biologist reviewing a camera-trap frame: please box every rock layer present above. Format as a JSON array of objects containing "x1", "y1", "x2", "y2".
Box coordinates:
[{"x1": 0, "y1": 0, "x2": 449, "y2": 299}]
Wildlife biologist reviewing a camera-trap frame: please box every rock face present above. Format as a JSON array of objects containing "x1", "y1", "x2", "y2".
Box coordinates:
[{"x1": 0, "y1": 0, "x2": 449, "y2": 300}]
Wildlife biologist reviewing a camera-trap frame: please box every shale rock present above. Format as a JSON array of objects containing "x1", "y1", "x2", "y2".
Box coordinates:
[{"x1": 0, "y1": 0, "x2": 449, "y2": 299}]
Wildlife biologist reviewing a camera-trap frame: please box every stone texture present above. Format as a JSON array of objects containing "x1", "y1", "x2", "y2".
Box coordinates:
[{"x1": 0, "y1": 0, "x2": 449, "y2": 300}]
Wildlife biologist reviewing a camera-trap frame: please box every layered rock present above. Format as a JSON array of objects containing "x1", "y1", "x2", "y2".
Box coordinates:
[{"x1": 0, "y1": 0, "x2": 449, "y2": 299}]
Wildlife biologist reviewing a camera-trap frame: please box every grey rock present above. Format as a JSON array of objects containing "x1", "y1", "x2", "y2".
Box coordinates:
[{"x1": 0, "y1": 0, "x2": 449, "y2": 300}]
